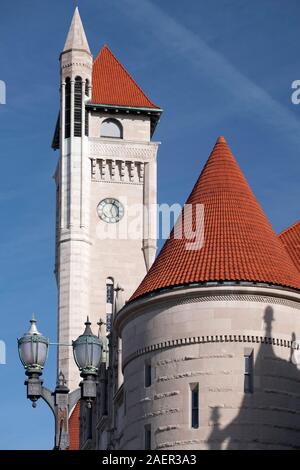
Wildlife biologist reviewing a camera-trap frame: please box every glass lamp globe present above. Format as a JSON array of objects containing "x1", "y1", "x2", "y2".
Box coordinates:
[
  {"x1": 18, "y1": 316, "x2": 49, "y2": 373},
  {"x1": 73, "y1": 317, "x2": 102, "y2": 376}
]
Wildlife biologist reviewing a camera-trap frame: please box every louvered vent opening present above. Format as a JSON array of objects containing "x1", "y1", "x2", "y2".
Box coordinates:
[
  {"x1": 65, "y1": 78, "x2": 71, "y2": 138},
  {"x1": 74, "y1": 76, "x2": 82, "y2": 137}
]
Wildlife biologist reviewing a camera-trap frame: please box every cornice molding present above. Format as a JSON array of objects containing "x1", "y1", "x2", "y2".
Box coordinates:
[
  {"x1": 123, "y1": 333, "x2": 298, "y2": 370},
  {"x1": 116, "y1": 285, "x2": 300, "y2": 333}
]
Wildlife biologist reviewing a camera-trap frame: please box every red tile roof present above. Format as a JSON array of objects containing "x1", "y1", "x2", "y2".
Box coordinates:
[
  {"x1": 69, "y1": 402, "x2": 80, "y2": 450},
  {"x1": 279, "y1": 221, "x2": 300, "y2": 273},
  {"x1": 92, "y1": 45, "x2": 159, "y2": 109},
  {"x1": 131, "y1": 137, "x2": 300, "y2": 301}
]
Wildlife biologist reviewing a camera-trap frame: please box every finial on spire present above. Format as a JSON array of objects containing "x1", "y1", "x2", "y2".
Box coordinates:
[
  {"x1": 63, "y1": 7, "x2": 91, "y2": 54},
  {"x1": 114, "y1": 284, "x2": 125, "y2": 314},
  {"x1": 216, "y1": 136, "x2": 227, "y2": 144},
  {"x1": 28, "y1": 314, "x2": 41, "y2": 335},
  {"x1": 97, "y1": 318, "x2": 106, "y2": 337},
  {"x1": 57, "y1": 370, "x2": 67, "y2": 387}
]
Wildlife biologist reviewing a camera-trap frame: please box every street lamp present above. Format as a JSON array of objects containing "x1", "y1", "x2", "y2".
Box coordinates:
[
  {"x1": 73, "y1": 317, "x2": 103, "y2": 408},
  {"x1": 18, "y1": 316, "x2": 49, "y2": 374},
  {"x1": 18, "y1": 316, "x2": 103, "y2": 450},
  {"x1": 73, "y1": 317, "x2": 102, "y2": 374}
]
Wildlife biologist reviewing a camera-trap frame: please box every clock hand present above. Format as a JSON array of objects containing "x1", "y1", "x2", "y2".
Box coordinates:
[
  {"x1": 105, "y1": 205, "x2": 112, "y2": 218},
  {"x1": 111, "y1": 203, "x2": 118, "y2": 217}
]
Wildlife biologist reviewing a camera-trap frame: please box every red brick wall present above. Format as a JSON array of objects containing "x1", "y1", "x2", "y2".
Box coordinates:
[{"x1": 69, "y1": 402, "x2": 80, "y2": 450}]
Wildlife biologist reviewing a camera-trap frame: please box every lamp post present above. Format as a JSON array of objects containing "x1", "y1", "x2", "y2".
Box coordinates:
[{"x1": 18, "y1": 316, "x2": 102, "y2": 450}]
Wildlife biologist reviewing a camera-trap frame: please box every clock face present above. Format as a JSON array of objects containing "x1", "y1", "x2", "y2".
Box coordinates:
[{"x1": 97, "y1": 198, "x2": 124, "y2": 223}]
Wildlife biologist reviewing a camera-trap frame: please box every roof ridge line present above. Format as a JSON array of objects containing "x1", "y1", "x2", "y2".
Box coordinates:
[
  {"x1": 279, "y1": 220, "x2": 300, "y2": 238},
  {"x1": 94, "y1": 44, "x2": 158, "y2": 108}
]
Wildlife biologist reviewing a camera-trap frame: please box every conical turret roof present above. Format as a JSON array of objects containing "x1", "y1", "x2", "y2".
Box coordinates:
[
  {"x1": 279, "y1": 221, "x2": 300, "y2": 273},
  {"x1": 131, "y1": 137, "x2": 300, "y2": 301},
  {"x1": 63, "y1": 7, "x2": 91, "y2": 54}
]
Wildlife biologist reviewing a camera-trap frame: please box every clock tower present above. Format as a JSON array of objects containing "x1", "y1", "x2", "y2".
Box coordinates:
[{"x1": 52, "y1": 8, "x2": 162, "y2": 391}]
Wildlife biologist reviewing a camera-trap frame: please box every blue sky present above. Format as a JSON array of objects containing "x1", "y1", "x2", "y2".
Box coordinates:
[{"x1": 0, "y1": 0, "x2": 300, "y2": 449}]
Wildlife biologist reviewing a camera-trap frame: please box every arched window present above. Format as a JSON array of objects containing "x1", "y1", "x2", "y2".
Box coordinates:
[
  {"x1": 106, "y1": 277, "x2": 114, "y2": 333},
  {"x1": 74, "y1": 76, "x2": 83, "y2": 137},
  {"x1": 65, "y1": 77, "x2": 71, "y2": 138},
  {"x1": 101, "y1": 118, "x2": 123, "y2": 139}
]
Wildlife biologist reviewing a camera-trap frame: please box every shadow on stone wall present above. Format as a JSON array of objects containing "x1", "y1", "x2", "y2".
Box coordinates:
[{"x1": 207, "y1": 306, "x2": 300, "y2": 450}]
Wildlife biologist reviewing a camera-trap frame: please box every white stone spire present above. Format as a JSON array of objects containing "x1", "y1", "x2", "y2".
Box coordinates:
[{"x1": 63, "y1": 7, "x2": 91, "y2": 53}]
